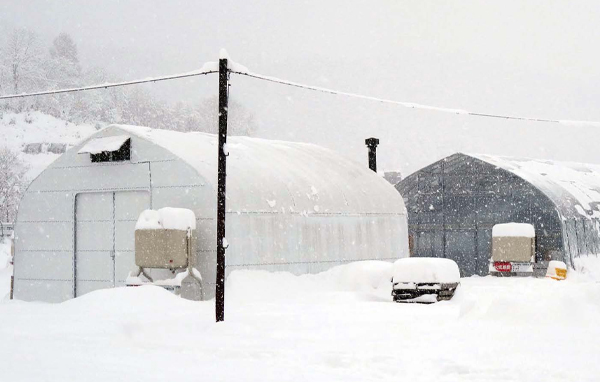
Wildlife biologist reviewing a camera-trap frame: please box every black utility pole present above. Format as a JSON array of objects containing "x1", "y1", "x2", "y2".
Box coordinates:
[
  {"x1": 365, "y1": 137, "x2": 379, "y2": 173},
  {"x1": 216, "y1": 55, "x2": 229, "y2": 322}
]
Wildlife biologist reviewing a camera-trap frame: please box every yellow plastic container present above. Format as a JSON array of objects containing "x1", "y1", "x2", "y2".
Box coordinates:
[{"x1": 546, "y1": 260, "x2": 567, "y2": 280}]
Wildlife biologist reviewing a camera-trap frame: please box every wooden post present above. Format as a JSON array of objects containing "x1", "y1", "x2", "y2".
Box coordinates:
[{"x1": 216, "y1": 54, "x2": 229, "y2": 322}]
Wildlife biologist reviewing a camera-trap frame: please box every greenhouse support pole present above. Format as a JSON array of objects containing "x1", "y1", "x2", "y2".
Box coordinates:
[{"x1": 216, "y1": 56, "x2": 229, "y2": 322}]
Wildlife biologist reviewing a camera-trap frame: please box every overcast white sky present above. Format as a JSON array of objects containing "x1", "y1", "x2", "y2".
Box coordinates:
[{"x1": 2, "y1": 0, "x2": 600, "y2": 174}]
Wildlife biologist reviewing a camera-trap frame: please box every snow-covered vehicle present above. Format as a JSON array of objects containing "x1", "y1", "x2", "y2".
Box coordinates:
[
  {"x1": 489, "y1": 223, "x2": 534, "y2": 277},
  {"x1": 391, "y1": 257, "x2": 460, "y2": 303}
]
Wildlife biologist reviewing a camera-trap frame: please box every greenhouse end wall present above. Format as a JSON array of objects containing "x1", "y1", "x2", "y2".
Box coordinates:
[{"x1": 396, "y1": 153, "x2": 566, "y2": 276}]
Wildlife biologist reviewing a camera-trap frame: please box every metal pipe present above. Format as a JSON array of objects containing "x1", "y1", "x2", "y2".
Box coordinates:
[{"x1": 365, "y1": 137, "x2": 379, "y2": 172}]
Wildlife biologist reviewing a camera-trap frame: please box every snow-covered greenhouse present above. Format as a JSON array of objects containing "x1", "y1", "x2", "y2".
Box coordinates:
[
  {"x1": 13, "y1": 125, "x2": 409, "y2": 302},
  {"x1": 396, "y1": 153, "x2": 600, "y2": 276}
]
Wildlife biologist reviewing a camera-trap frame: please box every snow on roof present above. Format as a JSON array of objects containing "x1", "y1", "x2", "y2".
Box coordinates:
[
  {"x1": 471, "y1": 154, "x2": 600, "y2": 220},
  {"x1": 492, "y1": 223, "x2": 535, "y2": 238},
  {"x1": 100, "y1": 125, "x2": 406, "y2": 215},
  {"x1": 78, "y1": 135, "x2": 129, "y2": 154}
]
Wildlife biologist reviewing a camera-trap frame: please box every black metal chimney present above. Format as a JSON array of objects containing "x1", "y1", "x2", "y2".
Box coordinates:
[{"x1": 365, "y1": 137, "x2": 379, "y2": 172}]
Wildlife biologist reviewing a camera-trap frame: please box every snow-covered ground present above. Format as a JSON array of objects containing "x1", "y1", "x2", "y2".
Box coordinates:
[
  {"x1": 1, "y1": 252, "x2": 599, "y2": 382},
  {"x1": 0, "y1": 112, "x2": 96, "y2": 178}
]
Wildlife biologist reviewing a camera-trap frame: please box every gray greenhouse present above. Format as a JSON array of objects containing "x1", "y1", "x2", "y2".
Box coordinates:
[{"x1": 396, "y1": 153, "x2": 600, "y2": 276}]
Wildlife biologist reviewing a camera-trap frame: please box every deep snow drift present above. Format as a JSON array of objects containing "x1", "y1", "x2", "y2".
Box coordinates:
[{"x1": 1, "y1": 254, "x2": 600, "y2": 382}]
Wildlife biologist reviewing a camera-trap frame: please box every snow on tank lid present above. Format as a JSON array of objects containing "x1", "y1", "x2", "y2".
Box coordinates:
[
  {"x1": 135, "y1": 207, "x2": 196, "y2": 231},
  {"x1": 492, "y1": 223, "x2": 535, "y2": 238}
]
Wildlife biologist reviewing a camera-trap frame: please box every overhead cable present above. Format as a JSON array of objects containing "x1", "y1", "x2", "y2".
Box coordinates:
[
  {"x1": 230, "y1": 70, "x2": 600, "y2": 127},
  {"x1": 2, "y1": 60, "x2": 599, "y2": 128},
  {"x1": 0, "y1": 66, "x2": 218, "y2": 100}
]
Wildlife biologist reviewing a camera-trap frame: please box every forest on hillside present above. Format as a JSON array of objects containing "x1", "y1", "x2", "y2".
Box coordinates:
[{"x1": 0, "y1": 27, "x2": 257, "y2": 136}]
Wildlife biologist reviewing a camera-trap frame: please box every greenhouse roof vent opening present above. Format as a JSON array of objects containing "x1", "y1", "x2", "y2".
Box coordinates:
[{"x1": 78, "y1": 135, "x2": 131, "y2": 162}]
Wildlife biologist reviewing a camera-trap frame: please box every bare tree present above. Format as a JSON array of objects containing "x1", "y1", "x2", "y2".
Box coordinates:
[
  {"x1": 46, "y1": 33, "x2": 80, "y2": 84},
  {"x1": 3, "y1": 28, "x2": 43, "y2": 95},
  {"x1": 49, "y1": 33, "x2": 79, "y2": 66},
  {"x1": 0, "y1": 148, "x2": 29, "y2": 223}
]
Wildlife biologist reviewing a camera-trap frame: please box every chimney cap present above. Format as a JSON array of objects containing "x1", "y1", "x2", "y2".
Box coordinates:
[{"x1": 365, "y1": 137, "x2": 379, "y2": 147}]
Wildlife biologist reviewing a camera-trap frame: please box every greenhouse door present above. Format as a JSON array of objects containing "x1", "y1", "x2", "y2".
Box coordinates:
[
  {"x1": 75, "y1": 191, "x2": 150, "y2": 297},
  {"x1": 476, "y1": 228, "x2": 492, "y2": 276},
  {"x1": 445, "y1": 230, "x2": 477, "y2": 276}
]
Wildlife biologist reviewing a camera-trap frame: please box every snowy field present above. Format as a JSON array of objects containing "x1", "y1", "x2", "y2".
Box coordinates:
[{"x1": 1, "y1": 251, "x2": 599, "y2": 382}]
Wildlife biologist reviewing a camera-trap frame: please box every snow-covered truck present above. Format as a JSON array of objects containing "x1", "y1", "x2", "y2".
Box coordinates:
[
  {"x1": 489, "y1": 223, "x2": 535, "y2": 276},
  {"x1": 391, "y1": 257, "x2": 460, "y2": 303}
]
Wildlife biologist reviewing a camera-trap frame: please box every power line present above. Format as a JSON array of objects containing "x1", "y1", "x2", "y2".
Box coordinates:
[
  {"x1": 0, "y1": 67, "x2": 218, "y2": 100},
  {"x1": 2, "y1": 60, "x2": 599, "y2": 128},
  {"x1": 230, "y1": 70, "x2": 600, "y2": 127}
]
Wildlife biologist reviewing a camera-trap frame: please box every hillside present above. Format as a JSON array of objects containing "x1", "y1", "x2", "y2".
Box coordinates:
[{"x1": 0, "y1": 112, "x2": 97, "y2": 179}]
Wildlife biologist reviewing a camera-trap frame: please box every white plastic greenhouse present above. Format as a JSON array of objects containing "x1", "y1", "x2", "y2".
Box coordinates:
[{"x1": 12, "y1": 125, "x2": 409, "y2": 302}]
